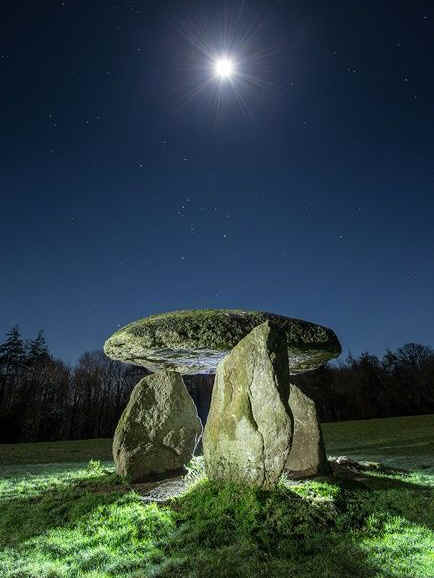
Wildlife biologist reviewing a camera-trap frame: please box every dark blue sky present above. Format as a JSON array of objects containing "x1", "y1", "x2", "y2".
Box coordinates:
[{"x1": 1, "y1": 0, "x2": 433, "y2": 365}]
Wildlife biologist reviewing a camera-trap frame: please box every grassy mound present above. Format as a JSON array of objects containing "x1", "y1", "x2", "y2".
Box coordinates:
[{"x1": 0, "y1": 457, "x2": 433, "y2": 577}]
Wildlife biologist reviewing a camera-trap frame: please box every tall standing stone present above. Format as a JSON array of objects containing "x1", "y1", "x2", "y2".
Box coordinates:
[
  {"x1": 113, "y1": 370, "x2": 202, "y2": 482},
  {"x1": 203, "y1": 321, "x2": 293, "y2": 489},
  {"x1": 284, "y1": 384, "x2": 329, "y2": 478}
]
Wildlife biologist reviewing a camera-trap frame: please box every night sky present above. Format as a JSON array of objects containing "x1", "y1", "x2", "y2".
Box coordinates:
[{"x1": 1, "y1": 1, "x2": 433, "y2": 365}]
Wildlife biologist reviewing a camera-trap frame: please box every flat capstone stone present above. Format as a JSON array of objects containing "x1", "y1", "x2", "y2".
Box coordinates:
[{"x1": 104, "y1": 309, "x2": 341, "y2": 375}]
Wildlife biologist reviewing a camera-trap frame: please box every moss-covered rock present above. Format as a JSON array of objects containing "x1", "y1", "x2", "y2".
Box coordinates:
[
  {"x1": 104, "y1": 309, "x2": 341, "y2": 375},
  {"x1": 203, "y1": 321, "x2": 293, "y2": 489},
  {"x1": 113, "y1": 370, "x2": 202, "y2": 482}
]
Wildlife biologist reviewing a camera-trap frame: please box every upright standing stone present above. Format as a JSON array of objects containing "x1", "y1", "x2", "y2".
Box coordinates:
[
  {"x1": 284, "y1": 384, "x2": 329, "y2": 478},
  {"x1": 203, "y1": 321, "x2": 293, "y2": 489},
  {"x1": 113, "y1": 370, "x2": 202, "y2": 482}
]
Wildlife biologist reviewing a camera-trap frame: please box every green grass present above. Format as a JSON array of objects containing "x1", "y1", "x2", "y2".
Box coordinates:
[
  {"x1": 0, "y1": 415, "x2": 433, "y2": 577},
  {"x1": 322, "y1": 413, "x2": 434, "y2": 472},
  {"x1": 0, "y1": 439, "x2": 113, "y2": 466}
]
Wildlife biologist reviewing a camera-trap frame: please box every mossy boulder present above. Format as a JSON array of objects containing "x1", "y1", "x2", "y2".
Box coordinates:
[
  {"x1": 113, "y1": 370, "x2": 202, "y2": 482},
  {"x1": 203, "y1": 321, "x2": 293, "y2": 489},
  {"x1": 104, "y1": 309, "x2": 341, "y2": 375}
]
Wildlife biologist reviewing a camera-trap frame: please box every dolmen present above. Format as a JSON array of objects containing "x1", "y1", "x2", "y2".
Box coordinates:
[{"x1": 104, "y1": 309, "x2": 341, "y2": 487}]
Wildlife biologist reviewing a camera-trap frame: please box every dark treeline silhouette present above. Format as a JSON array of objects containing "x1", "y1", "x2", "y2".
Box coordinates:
[
  {"x1": 0, "y1": 326, "x2": 433, "y2": 443},
  {"x1": 0, "y1": 326, "x2": 145, "y2": 443},
  {"x1": 294, "y1": 344, "x2": 434, "y2": 422}
]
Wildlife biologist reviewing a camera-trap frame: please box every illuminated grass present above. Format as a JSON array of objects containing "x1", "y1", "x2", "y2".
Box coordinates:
[{"x1": 0, "y1": 415, "x2": 433, "y2": 577}]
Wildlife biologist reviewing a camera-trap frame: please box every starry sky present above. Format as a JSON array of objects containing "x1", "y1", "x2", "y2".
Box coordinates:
[{"x1": 1, "y1": 0, "x2": 433, "y2": 365}]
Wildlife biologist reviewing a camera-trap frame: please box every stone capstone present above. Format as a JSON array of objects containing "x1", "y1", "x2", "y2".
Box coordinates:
[
  {"x1": 113, "y1": 369, "x2": 202, "y2": 482},
  {"x1": 284, "y1": 384, "x2": 329, "y2": 478},
  {"x1": 104, "y1": 309, "x2": 341, "y2": 375},
  {"x1": 203, "y1": 321, "x2": 293, "y2": 489}
]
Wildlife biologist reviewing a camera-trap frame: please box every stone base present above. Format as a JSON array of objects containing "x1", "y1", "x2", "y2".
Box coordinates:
[
  {"x1": 284, "y1": 384, "x2": 329, "y2": 478},
  {"x1": 203, "y1": 321, "x2": 292, "y2": 489},
  {"x1": 113, "y1": 370, "x2": 202, "y2": 482}
]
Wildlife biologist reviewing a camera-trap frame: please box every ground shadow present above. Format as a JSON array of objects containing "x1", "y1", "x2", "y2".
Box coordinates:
[{"x1": 151, "y1": 479, "x2": 404, "y2": 578}]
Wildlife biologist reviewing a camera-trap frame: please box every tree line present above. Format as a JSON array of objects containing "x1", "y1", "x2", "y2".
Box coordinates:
[
  {"x1": 0, "y1": 326, "x2": 433, "y2": 443},
  {"x1": 294, "y1": 343, "x2": 434, "y2": 422},
  {"x1": 0, "y1": 326, "x2": 144, "y2": 443}
]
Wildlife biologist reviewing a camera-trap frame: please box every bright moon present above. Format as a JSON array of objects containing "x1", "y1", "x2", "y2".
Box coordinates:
[{"x1": 214, "y1": 57, "x2": 235, "y2": 80}]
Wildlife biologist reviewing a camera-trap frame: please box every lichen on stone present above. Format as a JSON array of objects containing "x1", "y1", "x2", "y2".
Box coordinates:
[{"x1": 104, "y1": 309, "x2": 341, "y2": 375}]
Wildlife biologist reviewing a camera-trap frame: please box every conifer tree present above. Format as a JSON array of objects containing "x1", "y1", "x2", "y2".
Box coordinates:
[
  {"x1": 0, "y1": 326, "x2": 26, "y2": 375},
  {"x1": 27, "y1": 330, "x2": 50, "y2": 364}
]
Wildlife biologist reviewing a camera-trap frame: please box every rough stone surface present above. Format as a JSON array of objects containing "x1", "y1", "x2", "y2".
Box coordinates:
[
  {"x1": 140, "y1": 476, "x2": 188, "y2": 503},
  {"x1": 284, "y1": 384, "x2": 329, "y2": 478},
  {"x1": 203, "y1": 321, "x2": 293, "y2": 489},
  {"x1": 113, "y1": 370, "x2": 202, "y2": 482},
  {"x1": 104, "y1": 309, "x2": 341, "y2": 375}
]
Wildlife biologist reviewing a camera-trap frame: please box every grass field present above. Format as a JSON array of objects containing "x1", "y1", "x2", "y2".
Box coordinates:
[
  {"x1": 0, "y1": 438, "x2": 113, "y2": 466},
  {"x1": 0, "y1": 414, "x2": 433, "y2": 577},
  {"x1": 322, "y1": 413, "x2": 434, "y2": 472}
]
